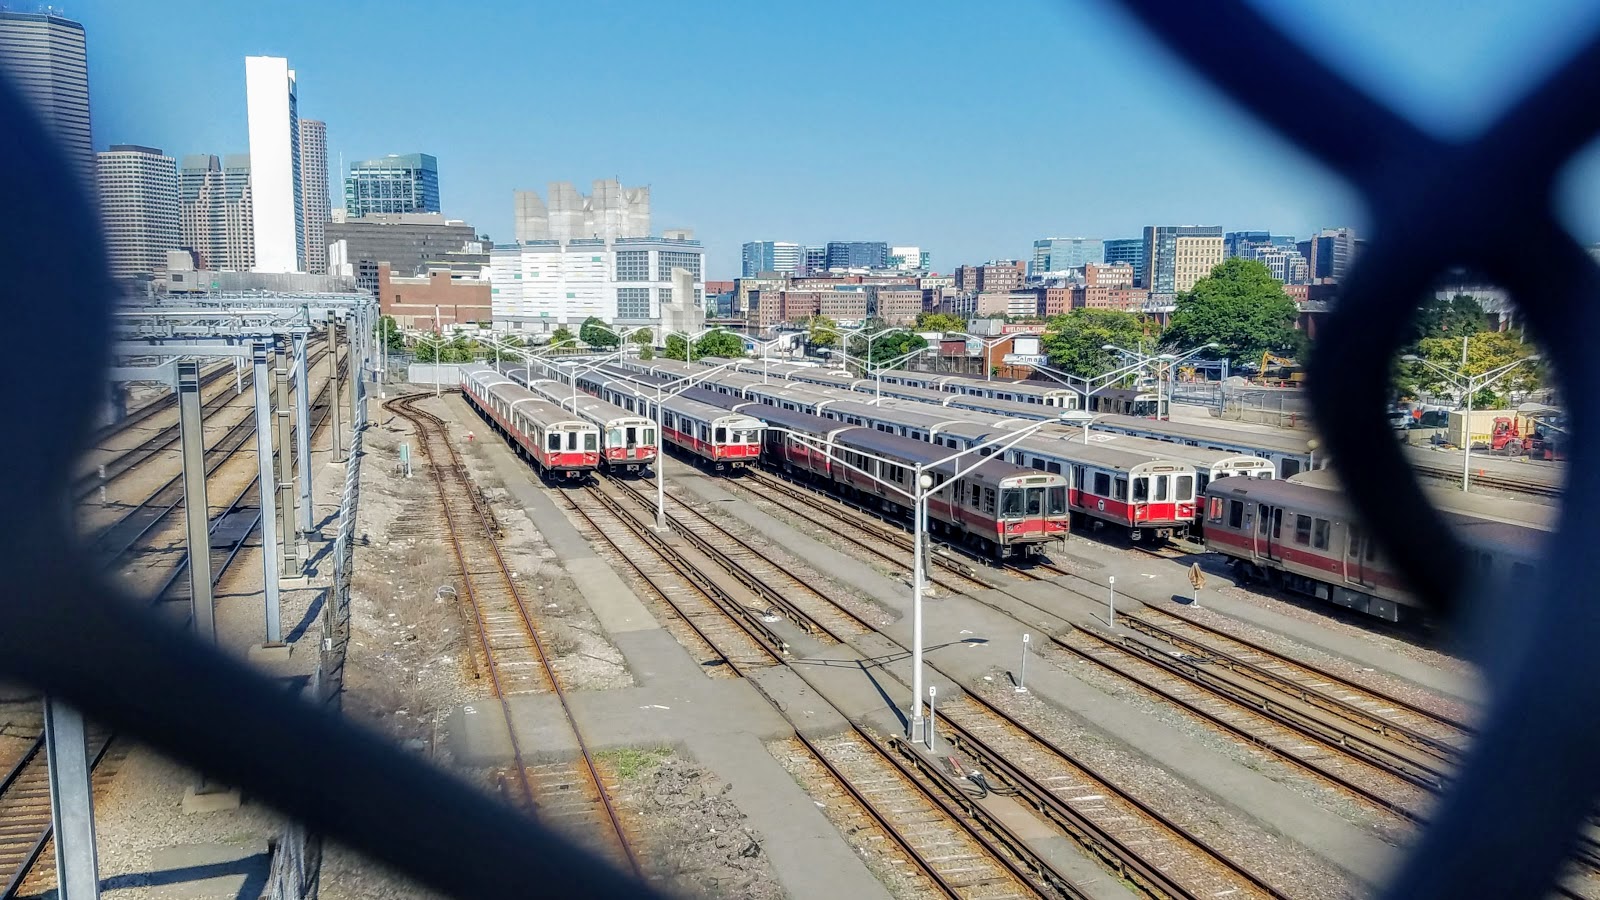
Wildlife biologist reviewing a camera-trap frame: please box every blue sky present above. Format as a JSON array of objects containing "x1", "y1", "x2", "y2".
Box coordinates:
[{"x1": 71, "y1": 0, "x2": 1600, "y2": 278}]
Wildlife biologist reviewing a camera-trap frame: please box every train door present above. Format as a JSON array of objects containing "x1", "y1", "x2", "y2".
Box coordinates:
[
  {"x1": 1254, "y1": 504, "x2": 1283, "y2": 561},
  {"x1": 1344, "y1": 524, "x2": 1376, "y2": 587}
]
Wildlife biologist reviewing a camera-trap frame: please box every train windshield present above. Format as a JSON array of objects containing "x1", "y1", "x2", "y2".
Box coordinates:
[
  {"x1": 1176, "y1": 475, "x2": 1194, "y2": 501},
  {"x1": 1000, "y1": 489, "x2": 1024, "y2": 518},
  {"x1": 609, "y1": 428, "x2": 624, "y2": 446},
  {"x1": 1048, "y1": 486, "x2": 1067, "y2": 515},
  {"x1": 584, "y1": 433, "x2": 597, "y2": 451},
  {"x1": 1132, "y1": 477, "x2": 1149, "y2": 502}
]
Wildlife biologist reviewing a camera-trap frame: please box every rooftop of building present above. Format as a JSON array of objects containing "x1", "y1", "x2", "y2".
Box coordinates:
[
  {"x1": 104, "y1": 145, "x2": 166, "y2": 156},
  {"x1": 332, "y1": 213, "x2": 469, "y2": 228},
  {"x1": 0, "y1": 9, "x2": 84, "y2": 27},
  {"x1": 349, "y1": 153, "x2": 438, "y2": 170}
]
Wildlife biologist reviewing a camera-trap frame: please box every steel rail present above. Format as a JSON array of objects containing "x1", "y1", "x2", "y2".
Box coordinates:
[{"x1": 390, "y1": 394, "x2": 641, "y2": 878}]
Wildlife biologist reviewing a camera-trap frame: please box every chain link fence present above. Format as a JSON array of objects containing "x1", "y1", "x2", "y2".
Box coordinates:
[{"x1": 263, "y1": 388, "x2": 366, "y2": 900}]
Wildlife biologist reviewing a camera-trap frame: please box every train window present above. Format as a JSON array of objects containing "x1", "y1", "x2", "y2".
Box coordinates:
[
  {"x1": 584, "y1": 433, "x2": 598, "y2": 451},
  {"x1": 568, "y1": 432, "x2": 581, "y2": 451},
  {"x1": 715, "y1": 427, "x2": 728, "y2": 444},
  {"x1": 1093, "y1": 472, "x2": 1110, "y2": 495},
  {"x1": 1048, "y1": 487, "x2": 1066, "y2": 515},
  {"x1": 1047, "y1": 461, "x2": 1062, "y2": 474},
  {"x1": 970, "y1": 484, "x2": 981, "y2": 506},
  {"x1": 1228, "y1": 500, "x2": 1244, "y2": 529},
  {"x1": 1133, "y1": 477, "x2": 1149, "y2": 502},
  {"x1": 645, "y1": 429, "x2": 656, "y2": 445},
  {"x1": 1025, "y1": 488, "x2": 1043, "y2": 516},
  {"x1": 1001, "y1": 490, "x2": 1024, "y2": 518},
  {"x1": 1113, "y1": 477, "x2": 1128, "y2": 501},
  {"x1": 1155, "y1": 476, "x2": 1169, "y2": 502},
  {"x1": 1281, "y1": 459, "x2": 1302, "y2": 478},
  {"x1": 1348, "y1": 524, "x2": 1362, "y2": 557},
  {"x1": 1176, "y1": 475, "x2": 1194, "y2": 501},
  {"x1": 1208, "y1": 497, "x2": 1224, "y2": 522},
  {"x1": 1312, "y1": 518, "x2": 1330, "y2": 550},
  {"x1": 1031, "y1": 458, "x2": 1046, "y2": 471},
  {"x1": 547, "y1": 433, "x2": 561, "y2": 451},
  {"x1": 983, "y1": 488, "x2": 996, "y2": 514},
  {"x1": 1294, "y1": 515, "x2": 1312, "y2": 545}
]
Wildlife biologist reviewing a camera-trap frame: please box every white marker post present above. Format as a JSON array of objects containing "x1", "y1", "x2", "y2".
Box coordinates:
[
  {"x1": 1108, "y1": 575, "x2": 1117, "y2": 629},
  {"x1": 927, "y1": 685, "x2": 938, "y2": 752},
  {"x1": 1016, "y1": 633, "x2": 1030, "y2": 693}
]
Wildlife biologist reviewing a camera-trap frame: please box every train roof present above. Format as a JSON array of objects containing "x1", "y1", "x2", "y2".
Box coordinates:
[
  {"x1": 1008, "y1": 430, "x2": 1200, "y2": 474},
  {"x1": 1068, "y1": 430, "x2": 1278, "y2": 471},
  {"x1": 464, "y1": 375, "x2": 596, "y2": 430},
  {"x1": 524, "y1": 379, "x2": 651, "y2": 424},
  {"x1": 745, "y1": 401, "x2": 858, "y2": 438},
  {"x1": 1287, "y1": 467, "x2": 1555, "y2": 530},
  {"x1": 1095, "y1": 414, "x2": 1318, "y2": 456},
  {"x1": 829, "y1": 399, "x2": 968, "y2": 431},
  {"x1": 575, "y1": 371, "x2": 762, "y2": 424},
  {"x1": 835, "y1": 425, "x2": 1059, "y2": 486}
]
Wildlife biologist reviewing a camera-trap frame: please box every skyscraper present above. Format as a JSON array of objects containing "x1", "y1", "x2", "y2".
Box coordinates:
[
  {"x1": 96, "y1": 145, "x2": 179, "y2": 278},
  {"x1": 824, "y1": 241, "x2": 888, "y2": 270},
  {"x1": 1309, "y1": 227, "x2": 1358, "y2": 282},
  {"x1": 179, "y1": 154, "x2": 255, "y2": 271},
  {"x1": 802, "y1": 246, "x2": 827, "y2": 274},
  {"x1": 1030, "y1": 238, "x2": 1104, "y2": 276},
  {"x1": 298, "y1": 120, "x2": 330, "y2": 274},
  {"x1": 741, "y1": 240, "x2": 803, "y2": 277},
  {"x1": 0, "y1": 10, "x2": 92, "y2": 187},
  {"x1": 245, "y1": 56, "x2": 304, "y2": 272},
  {"x1": 1103, "y1": 239, "x2": 1144, "y2": 287},
  {"x1": 1142, "y1": 225, "x2": 1223, "y2": 296},
  {"x1": 344, "y1": 153, "x2": 440, "y2": 217}
]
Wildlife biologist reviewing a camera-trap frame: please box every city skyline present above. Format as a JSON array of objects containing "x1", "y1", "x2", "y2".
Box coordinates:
[{"x1": 54, "y1": 0, "x2": 1600, "y2": 278}]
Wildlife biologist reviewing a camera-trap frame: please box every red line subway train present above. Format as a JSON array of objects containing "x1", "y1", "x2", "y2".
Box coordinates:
[
  {"x1": 1200, "y1": 475, "x2": 1543, "y2": 622},
  {"x1": 459, "y1": 365, "x2": 601, "y2": 480},
  {"x1": 686, "y1": 388, "x2": 1068, "y2": 558}
]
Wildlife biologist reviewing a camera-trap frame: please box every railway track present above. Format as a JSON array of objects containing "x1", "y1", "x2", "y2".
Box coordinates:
[
  {"x1": 551, "y1": 476, "x2": 1070, "y2": 897},
  {"x1": 587, "y1": 461, "x2": 1295, "y2": 898},
  {"x1": 5, "y1": 363, "x2": 349, "y2": 899},
  {"x1": 388, "y1": 394, "x2": 639, "y2": 874},
  {"x1": 1411, "y1": 459, "x2": 1561, "y2": 499},
  {"x1": 80, "y1": 343, "x2": 329, "y2": 501}
]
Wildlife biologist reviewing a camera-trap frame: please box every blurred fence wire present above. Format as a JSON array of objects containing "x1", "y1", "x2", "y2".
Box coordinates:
[{"x1": 0, "y1": 2, "x2": 1595, "y2": 899}]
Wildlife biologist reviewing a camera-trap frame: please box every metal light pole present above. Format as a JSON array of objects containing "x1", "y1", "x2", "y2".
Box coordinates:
[{"x1": 1403, "y1": 342, "x2": 1537, "y2": 492}]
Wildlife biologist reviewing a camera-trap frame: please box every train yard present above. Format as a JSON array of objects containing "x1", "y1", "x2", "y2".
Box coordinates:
[{"x1": 19, "y1": 340, "x2": 1565, "y2": 900}]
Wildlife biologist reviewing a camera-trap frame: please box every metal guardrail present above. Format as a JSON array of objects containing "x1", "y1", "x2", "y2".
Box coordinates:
[{"x1": 0, "y1": 4, "x2": 1590, "y2": 899}]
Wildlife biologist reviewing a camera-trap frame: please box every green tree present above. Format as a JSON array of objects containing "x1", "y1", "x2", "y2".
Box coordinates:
[
  {"x1": 1412, "y1": 293, "x2": 1487, "y2": 344},
  {"x1": 662, "y1": 333, "x2": 689, "y2": 361},
  {"x1": 1163, "y1": 258, "x2": 1300, "y2": 364},
  {"x1": 580, "y1": 316, "x2": 620, "y2": 349},
  {"x1": 1408, "y1": 331, "x2": 1542, "y2": 407},
  {"x1": 628, "y1": 328, "x2": 655, "y2": 354},
  {"x1": 694, "y1": 330, "x2": 746, "y2": 359},
  {"x1": 848, "y1": 329, "x2": 928, "y2": 369},
  {"x1": 1042, "y1": 308, "x2": 1161, "y2": 379},
  {"x1": 915, "y1": 312, "x2": 966, "y2": 333},
  {"x1": 806, "y1": 315, "x2": 839, "y2": 350},
  {"x1": 379, "y1": 315, "x2": 405, "y2": 352},
  {"x1": 548, "y1": 326, "x2": 575, "y2": 350}
]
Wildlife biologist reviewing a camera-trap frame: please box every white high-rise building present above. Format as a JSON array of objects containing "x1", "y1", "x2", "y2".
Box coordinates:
[
  {"x1": 96, "y1": 145, "x2": 179, "y2": 278},
  {"x1": 490, "y1": 236, "x2": 704, "y2": 332},
  {"x1": 245, "y1": 56, "x2": 305, "y2": 273}
]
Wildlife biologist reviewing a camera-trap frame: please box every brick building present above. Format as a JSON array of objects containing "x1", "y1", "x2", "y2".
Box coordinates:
[
  {"x1": 378, "y1": 262, "x2": 492, "y2": 329},
  {"x1": 871, "y1": 285, "x2": 922, "y2": 325},
  {"x1": 955, "y1": 260, "x2": 1025, "y2": 293}
]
